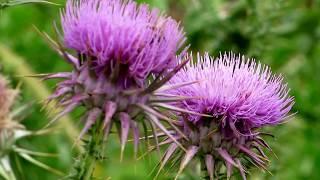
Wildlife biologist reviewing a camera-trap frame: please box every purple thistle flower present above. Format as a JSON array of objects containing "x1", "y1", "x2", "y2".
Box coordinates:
[
  {"x1": 158, "y1": 52, "x2": 294, "y2": 179},
  {"x1": 41, "y1": 0, "x2": 188, "y2": 164},
  {"x1": 61, "y1": 0, "x2": 186, "y2": 88}
]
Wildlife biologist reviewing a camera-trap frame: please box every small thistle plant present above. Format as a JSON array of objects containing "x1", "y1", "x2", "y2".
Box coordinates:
[
  {"x1": 0, "y1": 75, "x2": 21, "y2": 156},
  {"x1": 158, "y1": 53, "x2": 294, "y2": 179},
  {"x1": 0, "y1": 75, "x2": 62, "y2": 180}
]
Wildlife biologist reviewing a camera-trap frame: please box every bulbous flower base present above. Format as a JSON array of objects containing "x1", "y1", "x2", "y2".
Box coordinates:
[
  {"x1": 158, "y1": 116, "x2": 274, "y2": 180},
  {"x1": 43, "y1": 48, "x2": 191, "y2": 178}
]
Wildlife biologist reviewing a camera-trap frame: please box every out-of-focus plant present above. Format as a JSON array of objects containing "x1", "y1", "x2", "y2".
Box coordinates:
[
  {"x1": 0, "y1": 0, "x2": 57, "y2": 10},
  {"x1": 0, "y1": 44, "x2": 81, "y2": 153},
  {"x1": 0, "y1": 74, "x2": 63, "y2": 180}
]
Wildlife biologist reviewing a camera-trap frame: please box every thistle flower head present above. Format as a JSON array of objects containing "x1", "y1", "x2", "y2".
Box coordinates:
[
  {"x1": 61, "y1": 0, "x2": 185, "y2": 88},
  {"x1": 43, "y1": 0, "x2": 188, "y2": 163},
  {"x1": 159, "y1": 53, "x2": 294, "y2": 179}
]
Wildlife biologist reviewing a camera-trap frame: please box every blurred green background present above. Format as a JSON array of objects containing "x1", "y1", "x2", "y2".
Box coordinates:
[{"x1": 0, "y1": 0, "x2": 320, "y2": 179}]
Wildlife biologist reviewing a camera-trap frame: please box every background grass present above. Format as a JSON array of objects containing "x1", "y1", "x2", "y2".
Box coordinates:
[{"x1": 0, "y1": 0, "x2": 320, "y2": 179}]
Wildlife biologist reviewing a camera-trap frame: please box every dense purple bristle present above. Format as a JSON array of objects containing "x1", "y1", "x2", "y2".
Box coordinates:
[
  {"x1": 61, "y1": 0, "x2": 185, "y2": 87},
  {"x1": 168, "y1": 52, "x2": 294, "y2": 129}
]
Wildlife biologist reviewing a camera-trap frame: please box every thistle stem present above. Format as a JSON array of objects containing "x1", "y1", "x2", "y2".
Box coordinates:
[
  {"x1": 71, "y1": 121, "x2": 105, "y2": 179},
  {"x1": 84, "y1": 122, "x2": 105, "y2": 180},
  {"x1": 83, "y1": 153, "x2": 97, "y2": 180}
]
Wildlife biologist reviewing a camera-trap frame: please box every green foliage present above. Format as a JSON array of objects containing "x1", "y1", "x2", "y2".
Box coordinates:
[
  {"x1": 0, "y1": 0, "x2": 319, "y2": 179},
  {"x1": 0, "y1": 0, "x2": 57, "y2": 10}
]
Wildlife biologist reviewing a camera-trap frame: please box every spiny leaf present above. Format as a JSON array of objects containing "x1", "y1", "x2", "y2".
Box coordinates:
[
  {"x1": 0, "y1": 0, "x2": 58, "y2": 10},
  {"x1": 18, "y1": 153, "x2": 64, "y2": 176},
  {"x1": 13, "y1": 146, "x2": 58, "y2": 158}
]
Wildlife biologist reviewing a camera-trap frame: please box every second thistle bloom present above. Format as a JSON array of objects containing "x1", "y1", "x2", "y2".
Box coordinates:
[{"x1": 160, "y1": 53, "x2": 294, "y2": 179}]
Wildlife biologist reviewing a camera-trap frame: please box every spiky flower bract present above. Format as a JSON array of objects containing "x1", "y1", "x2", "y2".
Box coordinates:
[
  {"x1": 158, "y1": 53, "x2": 294, "y2": 179},
  {"x1": 42, "y1": 0, "x2": 188, "y2": 178}
]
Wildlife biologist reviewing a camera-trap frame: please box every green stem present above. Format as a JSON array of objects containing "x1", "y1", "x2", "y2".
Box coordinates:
[
  {"x1": 76, "y1": 121, "x2": 105, "y2": 180},
  {"x1": 83, "y1": 152, "x2": 97, "y2": 180}
]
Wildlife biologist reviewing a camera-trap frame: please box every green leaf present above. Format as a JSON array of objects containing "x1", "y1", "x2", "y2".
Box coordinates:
[
  {"x1": 18, "y1": 153, "x2": 64, "y2": 176},
  {"x1": 1, "y1": 0, "x2": 59, "y2": 10}
]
